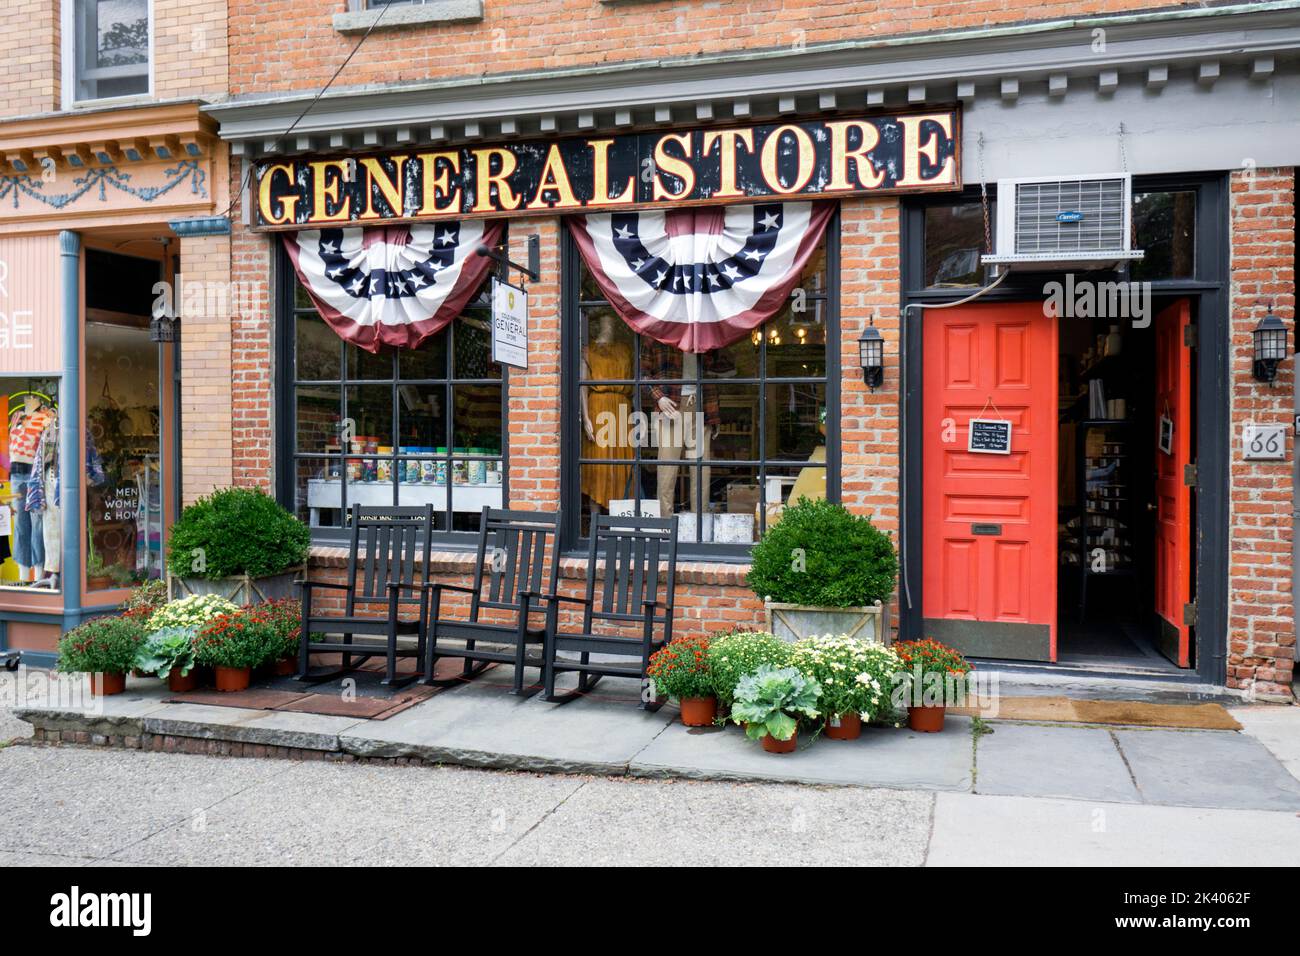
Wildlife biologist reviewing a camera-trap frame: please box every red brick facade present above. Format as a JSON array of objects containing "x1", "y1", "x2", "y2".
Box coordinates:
[{"x1": 1227, "y1": 168, "x2": 1296, "y2": 698}]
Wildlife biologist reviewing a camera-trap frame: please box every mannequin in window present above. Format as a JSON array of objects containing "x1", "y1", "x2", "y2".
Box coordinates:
[
  {"x1": 641, "y1": 340, "x2": 722, "y2": 519},
  {"x1": 580, "y1": 311, "x2": 634, "y2": 515},
  {"x1": 7, "y1": 394, "x2": 54, "y2": 583}
]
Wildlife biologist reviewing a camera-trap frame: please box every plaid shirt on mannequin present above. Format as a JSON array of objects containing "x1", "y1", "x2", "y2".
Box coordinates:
[{"x1": 639, "y1": 340, "x2": 723, "y2": 426}]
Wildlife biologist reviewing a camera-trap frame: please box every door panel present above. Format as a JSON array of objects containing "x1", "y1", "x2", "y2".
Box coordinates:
[
  {"x1": 922, "y1": 302, "x2": 1058, "y2": 661},
  {"x1": 1153, "y1": 300, "x2": 1193, "y2": 667}
]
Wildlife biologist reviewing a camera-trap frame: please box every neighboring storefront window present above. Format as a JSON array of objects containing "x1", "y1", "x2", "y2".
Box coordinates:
[
  {"x1": 69, "y1": 0, "x2": 151, "y2": 103},
  {"x1": 574, "y1": 234, "x2": 834, "y2": 550},
  {"x1": 1, "y1": 380, "x2": 62, "y2": 590},
  {"x1": 924, "y1": 201, "x2": 993, "y2": 287},
  {"x1": 289, "y1": 279, "x2": 506, "y2": 535}
]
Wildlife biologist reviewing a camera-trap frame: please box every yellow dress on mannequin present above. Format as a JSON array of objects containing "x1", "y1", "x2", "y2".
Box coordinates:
[{"x1": 581, "y1": 340, "x2": 634, "y2": 509}]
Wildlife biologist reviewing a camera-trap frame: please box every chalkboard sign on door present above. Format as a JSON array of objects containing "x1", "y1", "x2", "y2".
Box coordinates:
[{"x1": 968, "y1": 418, "x2": 1013, "y2": 455}]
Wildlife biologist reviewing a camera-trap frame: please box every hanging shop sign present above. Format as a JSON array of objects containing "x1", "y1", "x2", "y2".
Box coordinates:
[
  {"x1": 968, "y1": 418, "x2": 1013, "y2": 455},
  {"x1": 251, "y1": 110, "x2": 961, "y2": 229},
  {"x1": 490, "y1": 277, "x2": 529, "y2": 370}
]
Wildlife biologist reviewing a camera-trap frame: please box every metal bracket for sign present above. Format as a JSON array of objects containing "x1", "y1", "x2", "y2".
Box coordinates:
[{"x1": 475, "y1": 234, "x2": 540, "y2": 284}]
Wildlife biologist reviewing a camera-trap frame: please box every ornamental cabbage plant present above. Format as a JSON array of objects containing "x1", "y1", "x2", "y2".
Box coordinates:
[
  {"x1": 728, "y1": 665, "x2": 822, "y2": 742},
  {"x1": 133, "y1": 627, "x2": 198, "y2": 679}
]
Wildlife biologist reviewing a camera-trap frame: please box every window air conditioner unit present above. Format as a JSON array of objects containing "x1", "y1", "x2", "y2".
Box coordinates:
[{"x1": 981, "y1": 173, "x2": 1144, "y2": 272}]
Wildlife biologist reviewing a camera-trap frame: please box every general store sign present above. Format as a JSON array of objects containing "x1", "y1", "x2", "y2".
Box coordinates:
[{"x1": 252, "y1": 110, "x2": 960, "y2": 229}]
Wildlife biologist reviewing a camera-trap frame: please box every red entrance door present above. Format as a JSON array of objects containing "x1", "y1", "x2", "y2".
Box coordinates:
[
  {"x1": 922, "y1": 302, "x2": 1058, "y2": 661},
  {"x1": 1153, "y1": 300, "x2": 1193, "y2": 667}
]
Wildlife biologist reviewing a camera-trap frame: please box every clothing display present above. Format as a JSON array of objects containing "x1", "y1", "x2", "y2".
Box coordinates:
[
  {"x1": 655, "y1": 392, "x2": 713, "y2": 521},
  {"x1": 10, "y1": 463, "x2": 43, "y2": 571},
  {"x1": 580, "y1": 338, "x2": 634, "y2": 508}
]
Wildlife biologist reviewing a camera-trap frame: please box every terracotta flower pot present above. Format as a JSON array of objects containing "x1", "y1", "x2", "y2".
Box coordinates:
[
  {"x1": 273, "y1": 656, "x2": 296, "y2": 677},
  {"x1": 214, "y1": 665, "x2": 251, "y2": 693},
  {"x1": 824, "y1": 713, "x2": 862, "y2": 740},
  {"x1": 168, "y1": 669, "x2": 199, "y2": 693},
  {"x1": 678, "y1": 696, "x2": 717, "y2": 727},
  {"x1": 90, "y1": 672, "x2": 126, "y2": 697},
  {"x1": 750, "y1": 725, "x2": 798, "y2": 754},
  {"x1": 908, "y1": 705, "x2": 946, "y2": 733}
]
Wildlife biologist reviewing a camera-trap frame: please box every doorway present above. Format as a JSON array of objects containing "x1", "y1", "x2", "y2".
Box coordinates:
[{"x1": 920, "y1": 298, "x2": 1196, "y2": 670}]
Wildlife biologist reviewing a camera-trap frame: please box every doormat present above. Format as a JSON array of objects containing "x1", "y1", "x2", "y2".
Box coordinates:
[{"x1": 951, "y1": 695, "x2": 1241, "y2": 730}]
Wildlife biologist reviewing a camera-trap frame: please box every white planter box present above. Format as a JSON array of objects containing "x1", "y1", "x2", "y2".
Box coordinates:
[{"x1": 764, "y1": 599, "x2": 885, "y2": 643}]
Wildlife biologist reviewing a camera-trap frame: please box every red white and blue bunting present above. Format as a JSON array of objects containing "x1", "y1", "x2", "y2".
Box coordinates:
[
  {"x1": 283, "y1": 220, "x2": 503, "y2": 352},
  {"x1": 568, "y1": 201, "x2": 834, "y2": 352}
]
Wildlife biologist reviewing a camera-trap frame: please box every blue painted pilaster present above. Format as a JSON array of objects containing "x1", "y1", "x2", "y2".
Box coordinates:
[{"x1": 59, "y1": 230, "x2": 81, "y2": 633}]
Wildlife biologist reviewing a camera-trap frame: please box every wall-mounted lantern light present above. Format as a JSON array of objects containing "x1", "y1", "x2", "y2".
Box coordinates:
[
  {"x1": 149, "y1": 310, "x2": 177, "y2": 343},
  {"x1": 1252, "y1": 310, "x2": 1288, "y2": 384},
  {"x1": 858, "y1": 317, "x2": 884, "y2": 390}
]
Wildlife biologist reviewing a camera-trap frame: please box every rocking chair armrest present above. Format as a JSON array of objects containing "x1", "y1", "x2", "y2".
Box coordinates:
[
  {"x1": 299, "y1": 579, "x2": 354, "y2": 593},
  {"x1": 421, "y1": 582, "x2": 477, "y2": 595},
  {"x1": 520, "y1": 590, "x2": 592, "y2": 607},
  {"x1": 385, "y1": 581, "x2": 424, "y2": 594}
]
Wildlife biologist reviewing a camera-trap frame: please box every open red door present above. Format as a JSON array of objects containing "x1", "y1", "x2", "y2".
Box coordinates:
[
  {"x1": 922, "y1": 302, "x2": 1058, "y2": 662},
  {"x1": 1153, "y1": 300, "x2": 1193, "y2": 667}
]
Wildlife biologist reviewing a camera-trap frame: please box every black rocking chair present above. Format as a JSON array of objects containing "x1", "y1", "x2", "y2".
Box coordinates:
[
  {"x1": 421, "y1": 507, "x2": 561, "y2": 695},
  {"x1": 297, "y1": 504, "x2": 433, "y2": 686},
  {"x1": 539, "y1": 513, "x2": 678, "y2": 708}
]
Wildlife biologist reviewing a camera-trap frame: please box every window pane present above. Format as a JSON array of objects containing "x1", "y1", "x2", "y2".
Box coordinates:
[
  {"x1": 296, "y1": 313, "x2": 340, "y2": 381},
  {"x1": 75, "y1": 0, "x2": 150, "y2": 101},
  {"x1": 708, "y1": 383, "x2": 757, "y2": 462},
  {"x1": 925, "y1": 203, "x2": 987, "y2": 287},
  {"x1": 766, "y1": 382, "x2": 827, "y2": 461},
  {"x1": 763, "y1": 303, "x2": 828, "y2": 378},
  {"x1": 397, "y1": 384, "x2": 448, "y2": 450},
  {"x1": 296, "y1": 385, "x2": 340, "y2": 453},
  {"x1": 453, "y1": 311, "x2": 500, "y2": 379},
  {"x1": 296, "y1": 457, "x2": 343, "y2": 529},
  {"x1": 1, "y1": 378, "x2": 62, "y2": 590},
  {"x1": 1132, "y1": 190, "x2": 1196, "y2": 281},
  {"x1": 86, "y1": 318, "x2": 160, "y2": 590},
  {"x1": 398, "y1": 330, "x2": 448, "y2": 380},
  {"x1": 452, "y1": 383, "x2": 502, "y2": 453},
  {"x1": 706, "y1": 465, "x2": 759, "y2": 544},
  {"x1": 345, "y1": 386, "x2": 394, "y2": 475},
  {"x1": 761, "y1": 463, "x2": 827, "y2": 534},
  {"x1": 346, "y1": 343, "x2": 393, "y2": 381}
]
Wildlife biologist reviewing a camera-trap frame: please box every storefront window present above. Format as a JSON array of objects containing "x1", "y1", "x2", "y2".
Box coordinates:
[
  {"x1": 289, "y1": 279, "x2": 506, "y2": 535},
  {"x1": 1132, "y1": 190, "x2": 1196, "y2": 281},
  {"x1": 70, "y1": 0, "x2": 151, "y2": 102},
  {"x1": 84, "y1": 314, "x2": 163, "y2": 592},
  {"x1": 574, "y1": 234, "x2": 833, "y2": 550},
  {"x1": 1, "y1": 379, "x2": 62, "y2": 590}
]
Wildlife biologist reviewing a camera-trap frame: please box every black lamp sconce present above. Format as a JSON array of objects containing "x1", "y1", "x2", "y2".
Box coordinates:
[
  {"x1": 1252, "y1": 308, "x2": 1289, "y2": 385},
  {"x1": 858, "y1": 316, "x2": 885, "y2": 390}
]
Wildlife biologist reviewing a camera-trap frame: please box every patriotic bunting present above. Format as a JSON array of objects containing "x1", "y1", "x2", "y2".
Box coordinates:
[
  {"x1": 568, "y1": 201, "x2": 834, "y2": 352},
  {"x1": 283, "y1": 220, "x2": 503, "y2": 352}
]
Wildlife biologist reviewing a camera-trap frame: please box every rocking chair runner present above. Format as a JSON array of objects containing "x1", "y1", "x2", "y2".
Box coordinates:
[
  {"x1": 421, "y1": 507, "x2": 561, "y2": 695},
  {"x1": 536, "y1": 514, "x2": 678, "y2": 708},
  {"x1": 297, "y1": 504, "x2": 433, "y2": 686}
]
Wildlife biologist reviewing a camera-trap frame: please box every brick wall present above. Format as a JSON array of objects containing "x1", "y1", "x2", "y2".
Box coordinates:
[
  {"x1": 229, "y1": 0, "x2": 1203, "y2": 97},
  {"x1": 231, "y1": 161, "x2": 277, "y2": 489},
  {"x1": 0, "y1": 0, "x2": 59, "y2": 118},
  {"x1": 179, "y1": 232, "x2": 236, "y2": 505},
  {"x1": 1227, "y1": 167, "x2": 1296, "y2": 698}
]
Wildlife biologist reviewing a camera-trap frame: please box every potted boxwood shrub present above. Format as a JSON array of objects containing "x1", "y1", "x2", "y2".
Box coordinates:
[
  {"x1": 194, "y1": 608, "x2": 281, "y2": 692},
  {"x1": 706, "y1": 630, "x2": 792, "y2": 711},
  {"x1": 646, "y1": 633, "x2": 716, "y2": 726},
  {"x1": 728, "y1": 665, "x2": 821, "y2": 754},
  {"x1": 790, "y1": 634, "x2": 905, "y2": 740},
  {"x1": 747, "y1": 497, "x2": 898, "y2": 642},
  {"x1": 893, "y1": 638, "x2": 973, "y2": 733},
  {"x1": 166, "y1": 487, "x2": 310, "y2": 606},
  {"x1": 56, "y1": 616, "x2": 147, "y2": 696},
  {"x1": 134, "y1": 627, "x2": 200, "y2": 693}
]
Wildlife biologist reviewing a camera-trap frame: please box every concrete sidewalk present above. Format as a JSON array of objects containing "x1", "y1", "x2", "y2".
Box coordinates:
[{"x1": 9, "y1": 665, "x2": 1300, "y2": 813}]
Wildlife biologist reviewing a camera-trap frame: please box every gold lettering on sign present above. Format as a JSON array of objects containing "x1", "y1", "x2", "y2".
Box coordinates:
[
  {"x1": 416, "y1": 152, "x2": 462, "y2": 215},
  {"x1": 310, "y1": 159, "x2": 353, "y2": 223},
  {"x1": 589, "y1": 139, "x2": 634, "y2": 205},
  {"x1": 528, "y1": 143, "x2": 581, "y2": 210},
  {"x1": 825, "y1": 121, "x2": 885, "y2": 190},
  {"x1": 759, "y1": 124, "x2": 815, "y2": 195},
  {"x1": 258, "y1": 163, "x2": 299, "y2": 225},
  {"x1": 471, "y1": 148, "x2": 523, "y2": 213},
  {"x1": 701, "y1": 128, "x2": 754, "y2": 199},
  {"x1": 652, "y1": 133, "x2": 695, "y2": 201},
  {"x1": 358, "y1": 155, "x2": 408, "y2": 220},
  {"x1": 896, "y1": 113, "x2": 956, "y2": 187}
]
